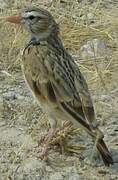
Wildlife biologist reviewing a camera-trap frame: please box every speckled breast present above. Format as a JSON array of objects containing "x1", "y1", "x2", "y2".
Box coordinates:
[{"x1": 22, "y1": 45, "x2": 49, "y2": 83}]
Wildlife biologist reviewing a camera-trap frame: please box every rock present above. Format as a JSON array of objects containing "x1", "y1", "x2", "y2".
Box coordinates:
[
  {"x1": 79, "y1": 39, "x2": 112, "y2": 59},
  {"x1": 3, "y1": 91, "x2": 17, "y2": 101}
]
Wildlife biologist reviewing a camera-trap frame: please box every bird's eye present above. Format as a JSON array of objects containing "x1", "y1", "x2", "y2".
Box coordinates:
[{"x1": 29, "y1": 15, "x2": 35, "y2": 20}]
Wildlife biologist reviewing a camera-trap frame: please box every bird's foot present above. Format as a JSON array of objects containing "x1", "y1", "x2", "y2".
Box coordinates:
[
  {"x1": 37, "y1": 128, "x2": 58, "y2": 160},
  {"x1": 37, "y1": 121, "x2": 85, "y2": 160},
  {"x1": 37, "y1": 121, "x2": 73, "y2": 160}
]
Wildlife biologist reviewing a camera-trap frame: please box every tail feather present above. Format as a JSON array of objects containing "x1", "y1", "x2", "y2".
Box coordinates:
[
  {"x1": 60, "y1": 102, "x2": 114, "y2": 166},
  {"x1": 97, "y1": 139, "x2": 114, "y2": 166}
]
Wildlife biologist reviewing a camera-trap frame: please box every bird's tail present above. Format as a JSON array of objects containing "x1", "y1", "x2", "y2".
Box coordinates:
[
  {"x1": 96, "y1": 138, "x2": 114, "y2": 166},
  {"x1": 60, "y1": 102, "x2": 114, "y2": 166}
]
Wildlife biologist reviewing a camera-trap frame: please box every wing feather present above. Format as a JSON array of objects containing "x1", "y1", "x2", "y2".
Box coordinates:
[{"x1": 48, "y1": 53, "x2": 96, "y2": 127}]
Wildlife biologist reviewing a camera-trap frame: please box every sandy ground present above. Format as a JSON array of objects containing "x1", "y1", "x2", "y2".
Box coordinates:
[{"x1": 0, "y1": 0, "x2": 118, "y2": 179}]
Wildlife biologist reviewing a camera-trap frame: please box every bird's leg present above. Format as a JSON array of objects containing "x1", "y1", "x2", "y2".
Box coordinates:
[
  {"x1": 38, "y1": 119, "x2": 84, "y2": 160},
  {"x1": 38, "y1": 127, "x2": 57, "y2": 160},
  {"x1": 38, "y1": 116, "x2": 59, "y2": 160},
  {"x1": 38, "y1": 120, "x2": 73, "y2": 160}
]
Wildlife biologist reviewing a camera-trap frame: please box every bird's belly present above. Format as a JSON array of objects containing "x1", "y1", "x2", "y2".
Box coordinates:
[
  {"x1": 22, "y1": 63, "x2": 58, "y2": 112},
  {"x1": 51, "y1": 107, "x2": 68, "y2": 121},
  {"x1": 23, "y1": 72, "x2": 57, "y2": 108}
]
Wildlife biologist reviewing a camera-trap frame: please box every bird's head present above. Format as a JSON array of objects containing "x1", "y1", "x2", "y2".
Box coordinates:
[{"x1": 6, "y1": 7, "x2": 59, "y2": 41}]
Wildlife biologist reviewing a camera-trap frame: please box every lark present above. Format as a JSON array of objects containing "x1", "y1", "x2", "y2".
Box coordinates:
[{"x1": 6, "y1": 7, "x2": 113, "y2": 166}]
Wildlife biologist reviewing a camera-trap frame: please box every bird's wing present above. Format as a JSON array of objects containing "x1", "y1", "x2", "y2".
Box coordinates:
[
  {"x1": 46, "y1": 53, "x2": 97, "y2": 135},
  {"x1": 44, "y1": 53, "x2": 113, "y2": 166},
  {"x1": 74, "y1": 65, "x2": 96, "y2": 125}
]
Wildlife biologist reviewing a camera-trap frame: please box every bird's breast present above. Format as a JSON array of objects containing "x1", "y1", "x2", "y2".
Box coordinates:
[
  {"x1": 21, "y1": 45, "x2": 58, "y2": 111},
  {"x1": 22, "y1": 45, "x2": 49, "y2": 83}
]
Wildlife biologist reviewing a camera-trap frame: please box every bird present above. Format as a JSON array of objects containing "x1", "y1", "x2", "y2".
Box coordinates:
[{"x1": 6, "y1": 7, "x2": 113, "y2": 166}]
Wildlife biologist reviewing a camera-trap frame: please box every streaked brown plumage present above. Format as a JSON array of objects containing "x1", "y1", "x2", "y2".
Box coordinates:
[{"x1": 6, "y1": 7, "x2": 113, "y2": 166}]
